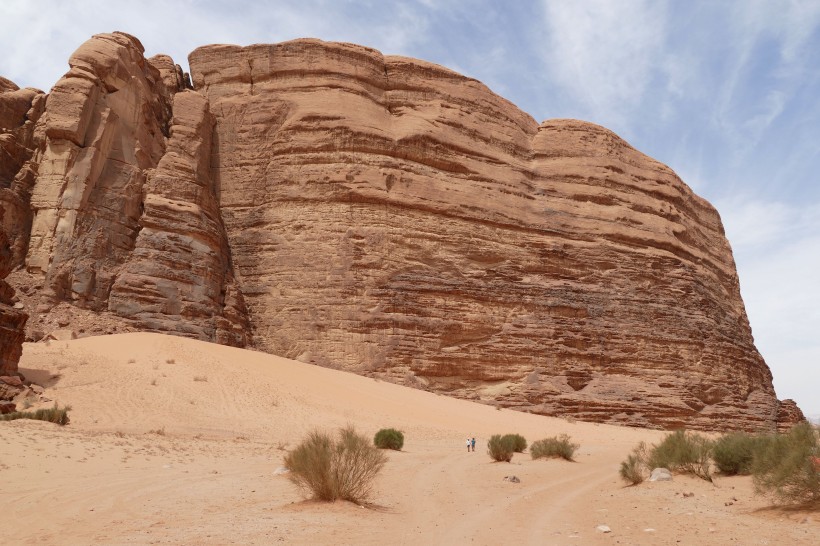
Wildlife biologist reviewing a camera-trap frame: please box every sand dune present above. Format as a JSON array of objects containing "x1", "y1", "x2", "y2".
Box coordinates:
[{"x1": 0, "y1": 333, "x2": 816, "y2": 545}]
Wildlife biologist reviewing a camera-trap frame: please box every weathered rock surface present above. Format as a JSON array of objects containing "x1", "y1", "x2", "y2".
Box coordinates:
[
  {"x1": 0, "y1": 77, "x2": 37, "y2": 375},
  {"x1": 649, "y1": 468, "x2": 673, "y2": 482},
  {"x1": 0, "y1": 35, "x2": 803, "y2": 431},
  {"x1": 5, "y1": 32, "x2": 248, "y2": 350},
  {"x1": 776, "y1": 399, "x2": 806, "y2": 432},
  {"x1": 187, "y1": 39, "x2": 793, "y2": 431},
  {"x1": 107, "y1": 89, "x2": 250, "y2": 346}
]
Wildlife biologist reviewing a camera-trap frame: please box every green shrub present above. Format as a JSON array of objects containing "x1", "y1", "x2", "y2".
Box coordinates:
[
  {"x1": 647, "y1": 430, "x2": 713, "y2": 481},
  {"x1": 487, "y1": 434, "x2": 516, "y2": 462},
  {"x1": 530, "y1": 434, "x2": 579, "y2": 461},
  {"x1": 712, "y1": 432, "x2": 771, "y2": 475},
  {"x1": 502, "y1": 433, "x2": 527, "y2": 453},
  {"x1": 752, "y1": 422, "x2": 820, "y2": 505},
  {"x1": 284, "y1": 426, "x2": 387, "y2": 503},
  {"x1": 0, "y1": 403, "x2": 71, "y2": 425},
  {"x1": 373, "y1": 428, "x2": 404, "y2": 450},
  {"x1": 619, "y1": 441, "x2": 649, "y2": 485}
]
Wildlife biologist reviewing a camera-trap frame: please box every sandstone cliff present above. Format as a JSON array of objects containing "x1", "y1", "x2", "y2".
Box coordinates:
[
  {"x1": 0, "y1": 33, "x2": 803, "y2": 431},
  {"x1": 0, "y1": 77, "x2": 39, "y2": 375},
  {"x1": 6, "y1": 33, "x2": 247, "y2": 346}
]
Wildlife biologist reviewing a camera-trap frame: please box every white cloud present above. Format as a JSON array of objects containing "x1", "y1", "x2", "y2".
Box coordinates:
[
  {"x1": 0, "y1": 0, "x2": 435, "y2": 91},
  {"x1": 541, "y1": 0, "x2": 667, "y2": 129},
  {"x1": 713, "y1": 1, "x2": 820, "y2": 154},
  {"x1": 717, "y1": 197, "x2": 820, "y2": 415}
]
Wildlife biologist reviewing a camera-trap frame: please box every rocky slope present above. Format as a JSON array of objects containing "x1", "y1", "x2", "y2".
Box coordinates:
[{"x1": 0, "y1": 33, "x2": 803, "y2": 431}]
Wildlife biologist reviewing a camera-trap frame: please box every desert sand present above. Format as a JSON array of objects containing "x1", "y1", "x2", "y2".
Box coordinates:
[{"x1": 1, "y1": 333, "x2": 816, "y2": 545}]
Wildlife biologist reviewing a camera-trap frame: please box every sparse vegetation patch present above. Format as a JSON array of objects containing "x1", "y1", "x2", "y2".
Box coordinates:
[
  {"x1": 502, "y1": 433, "x2": 527, "y2": 453},
  {"x1": 646, "y1": 430, "x2": 713, "y2": 481},
  {"x1": 530, "y1": 434, "x2": 579, "y2": 461},
  {"x1": 373, "y1": 428, "x2": 404, "y2": 450},
  {"x1": 487, "y1": 434, "x2": 516, "y2": 462},
  {"x1": 285, "y1": 425, "x2": 387, "y2": 503},
  {"x1": 619, "y1": 441, "x2": 649, "y2": 485},
  {"x1": 0, "y1": 403, "x2": 71, "y2": 425},
  {"x1": 752, "y1": 422, "x2": 820, "y2": 505},
  {"x1": 712, "y1": 432, "x2": 769, "y2": 476}
]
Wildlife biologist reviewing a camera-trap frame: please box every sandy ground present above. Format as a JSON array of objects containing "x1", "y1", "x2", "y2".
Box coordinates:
[{"x1": 0, "y1": 333, "x2": 817, "y2": 545}]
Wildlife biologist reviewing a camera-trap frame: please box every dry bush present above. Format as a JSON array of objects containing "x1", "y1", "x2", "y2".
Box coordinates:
[
  {"x1": 0, "y1": 403, "x2": 71, "y2": 425},
  {"x1": 619, "y1": 441, "x2": 649, "y2": 485},
  {"x1": 487, "y1": 434, "x2": 516, "y2": 462},
  {"x1": 530, "y1": 434, "x2": 579, "y2": 461},
  {"x1": 193, "y1": 376, "x2": 208, "y2": 382},
  {"x1": 285, "y1": 426, "x2": 387, "y2": 503},
  {"x1": 373, "y1": 428, "x2": 404, "y2": 450},
  {"x1": 752, "y1": 422, "x2": 820, "y2": 505},
  {"x1": 713, "y1": 432, "x2": 770, "y2": 475},
  {"x1": 502, "y1": 433, "x2": 527, "y2": 453},
  {"x1": 647, "y1": 430, "x2": 713, "y2": 481}
]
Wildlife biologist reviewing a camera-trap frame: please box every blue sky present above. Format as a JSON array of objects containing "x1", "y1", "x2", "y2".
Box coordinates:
[{"x1": 2, "y1": 0, "x2": 819, "y2": 416}]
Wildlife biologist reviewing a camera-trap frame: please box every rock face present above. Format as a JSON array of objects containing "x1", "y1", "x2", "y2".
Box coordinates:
[
  {"x1": 5, "y1": 32, "x2": 247, "y2": 348},
  {"x1": 0, "y1": 77, "x2": 39, "y2": 375},
  {"x1": 776, "y1": 399, "x2": 806, "y2": 432},
  {"x1": 0, "y1": 34, "x2": 803, "y2": 431},
  {"x1": 0, "y1": 220, "x2": 27, "y2": 375}
]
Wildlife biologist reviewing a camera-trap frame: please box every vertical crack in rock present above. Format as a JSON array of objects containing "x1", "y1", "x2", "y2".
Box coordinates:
[
  {"x1": 5, "y1": 32, "x2": 250, "y2": 346},
  {"x1": 107, "y1": 89, "x2": 250, "y2": 346}
]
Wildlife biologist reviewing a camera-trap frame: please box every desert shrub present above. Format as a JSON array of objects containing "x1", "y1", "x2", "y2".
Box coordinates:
[
  {"x1": 373, "y1": 428, "x2": 404, "y2": 450},
  {"x1": 285, "y1": 426, "x2": 387, "y2": 503},
  {"x1": 502, "y1": 433, "x2": 527, "y2": 453},
  {"x1": 619, "y1": 441, "x2": 649, "y2": 485},
  {"x1": 487, "y1": 434, "x2": 516, "y2": 462},
  {"x1": 647, "y1": 430, "x2": 713, "y2": 481},
  {"x1": 712, "y1": 432, "x2": 771, "y2": 475},
  {"x1": 0, "y1": 403, "x2": 71, "y2": 425},
  {"x1": 752, "y1": 422, "x2": 820, "y2": 505},
  {"x1": 530, "y1": 434, "x2": 579, "y2": 461}
]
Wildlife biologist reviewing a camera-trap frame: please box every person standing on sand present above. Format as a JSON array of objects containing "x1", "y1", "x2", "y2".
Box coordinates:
[
  {"x1": 471, "y1": 437, "x2": 476, "y2": 452},
  {"x1": 467, "y1": 438, "x2": 471, "y2": 452}
]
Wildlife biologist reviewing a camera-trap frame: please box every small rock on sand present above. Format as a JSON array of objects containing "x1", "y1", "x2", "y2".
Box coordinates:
[{"x1": 649, "y1": 468, "x2": 672, "y2": 481}]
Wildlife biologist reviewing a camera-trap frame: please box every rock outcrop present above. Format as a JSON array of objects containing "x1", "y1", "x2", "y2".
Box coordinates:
[
  {"x1": 5, "y1": 32, "x2": 247, "y2": 348},
  {"x1": 0, "y1": 34, "x2": 803, "y2": 431},
  {"x1": 0, "y1": 219, "x2": 27, "y2": 375},
  {"x1": 0, "y1": 77, "x2": 38, "y2": 375},
  {"x1": 776, "y1": 399, "x2": 806, "y2": 432}
]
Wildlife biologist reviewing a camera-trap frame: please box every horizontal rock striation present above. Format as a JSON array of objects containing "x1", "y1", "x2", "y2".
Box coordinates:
[
  {"x1": 0, "y1": 34, "x2": 801, "y2": 431},
  {"x1": 107, "y1": 89, "x2": 249, "y2": 346},
  {"x1": 188, "y1": 39, "x2": 792, "y2": 431}
]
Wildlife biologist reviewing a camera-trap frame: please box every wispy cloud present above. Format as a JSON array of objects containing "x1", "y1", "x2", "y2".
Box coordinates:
[
  {"x1": 712, "y1": 1, "x2": 820, "y2": 163},
  {"x1": 0, "y1": 0, "x2": 437, "y2": 91},
  {"x1": 540, "y1": 0, "x2": 667, "y2": 130},
  {"x1": 717, "y1": 197, "x2": 820, "y2": 412}
]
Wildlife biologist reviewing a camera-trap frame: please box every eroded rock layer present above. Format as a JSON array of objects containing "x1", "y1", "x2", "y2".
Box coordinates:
[
  {"x1": 0, "y1": 34, "x2": 801, "y2": 431},
  {"x1": 188, "y1": 39, "x2": 788, "y2": 431}
]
